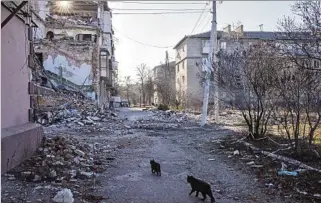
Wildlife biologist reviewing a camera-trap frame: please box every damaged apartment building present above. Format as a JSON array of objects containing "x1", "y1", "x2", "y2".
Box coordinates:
[
  {"x1": 173, "y1": 24, "x2": 292, "y2": 109},
  {"x1": 1, "y1": 0, "x2": 117, "y2": 174},
  {"x1": 34, "y1": 0, "x2": 118, "y2": 108}
]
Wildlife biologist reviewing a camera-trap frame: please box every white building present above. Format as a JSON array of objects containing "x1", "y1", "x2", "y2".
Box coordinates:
[{"x1": 173, "y1": 24, "x2": 287, "y2": 108}]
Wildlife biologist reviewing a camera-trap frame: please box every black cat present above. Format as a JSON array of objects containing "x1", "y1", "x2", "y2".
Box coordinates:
[
  {"x1": 187, "y1": 175, "x2": 215, "y2": 203},
  {"x1": 150, "y1": 159, "x2": 161, "y2": 176}
]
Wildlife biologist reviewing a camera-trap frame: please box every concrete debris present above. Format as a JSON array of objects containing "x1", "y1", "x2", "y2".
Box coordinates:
[
  {"x1": 149, "y1": 110, "x2": 190, "y2": 123},
  {"x1": 131, "y1": 121, "x2": 180, "y2": 130},
  {"x1": 35, "y1": 96, "x2": 120, "y2": 127},
  {"x1": 233, "y1": 150, "x2": 240, "y2": 156},
  {"x1": 52, "y1": 188, "x2": 74, "y2": 203},
  {"x1": 78, "y1": 171, "x2": 94, "y2": 179},
  {"x1": 246, "y1": 161, "x2": 255, "y2": 165},
  {"x1": 74, "y1": 149, "x2": 85, "y2": 157},
  {"x1": 7, "y1": 135, "x2": 108, "y2": 184}
]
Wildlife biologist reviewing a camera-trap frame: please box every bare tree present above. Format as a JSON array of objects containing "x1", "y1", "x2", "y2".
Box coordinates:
[
  {"x1": 144, "y1": 70, "x2": 154, "y2": 105},
  {"x1": 175, "y1": 80, "x2": 184, "y2": 109},
  {"x1": 136, "y1": 63, "x2": 149, "y2": 106},
  {"x1": 277, "y1": 1, "x2": 321, "y2": 71},
  {"x1": 214, "y1": 41, "x2": 281, "y2": 139},
  {"x1": 154, "y1": 52, "x2": 176, "y2": 107},
  {"x1": 154, "y1": 67, "x2": 176, "y2": 106},
  {"x1": 273, "y1": 1, "x2": 321, "y2": 154},
  {"x1": 124, "y1": 76, "x2": 131, "y2": 102},
  {"x1": 275, "y1": 62, "x2": 321, "y2": 153}
]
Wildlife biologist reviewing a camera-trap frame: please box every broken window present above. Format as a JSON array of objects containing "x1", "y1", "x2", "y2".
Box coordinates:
[
  {"x1": 83, "y1": 34, "x2": 92, "y2": 41},
  {"x1": 76, "y1": 34, "x2": 96, "y2": 42},
  {"x1": 35, "y1": 53, "x2": 43, "y2": 66},
  {"x1": 99, "y1": 50, "x2": 109, "y2": 77}
]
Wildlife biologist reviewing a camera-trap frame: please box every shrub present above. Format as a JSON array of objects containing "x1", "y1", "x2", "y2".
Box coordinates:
[{"x1": 158, "y1": 104, "x2": 169, "y2": 111}]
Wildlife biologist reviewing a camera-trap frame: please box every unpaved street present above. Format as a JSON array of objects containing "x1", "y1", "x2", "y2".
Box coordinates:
[
  {"x1": 1, "y1": 108, "x2": 298, "y2": 203},
  {"x1": 94, "y1": 108, "x2": 292, "y2": 203}
]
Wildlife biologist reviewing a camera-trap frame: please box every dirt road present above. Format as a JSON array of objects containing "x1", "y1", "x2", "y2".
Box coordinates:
[
  {"x1": 1, "y1": 108, "x2": 296, "y2": 203},
  {"x1": 95, "y1": 108, "x2": 292, "y2": 203}
]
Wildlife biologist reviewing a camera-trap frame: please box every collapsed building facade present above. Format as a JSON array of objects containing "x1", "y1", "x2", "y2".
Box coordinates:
[
  {"x1": 1, "y1": 0, "x2": 118, "y2": 174},
  {"x1": 34, "y1": 1, "x2": 118, "y2": 107}
]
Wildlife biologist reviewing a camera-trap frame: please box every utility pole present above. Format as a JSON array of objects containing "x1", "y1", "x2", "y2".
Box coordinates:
[
  {"x1": 201, "y1": 0, "x2": 218, "y2": 126},
  {"x1": 165, "y1": 50, "x2": 170, "y2": 105},
  {"x1": 212, "y1": 1, "x2": 219, "y2": 122}
]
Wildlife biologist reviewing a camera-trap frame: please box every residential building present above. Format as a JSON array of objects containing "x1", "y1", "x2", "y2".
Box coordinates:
[
  {"x1": 1, "y1": 1, "x2": 44, "y2": 174},
  {"x1": 33, "y1": 1, "x2": 118, "y2": 108},
  {"x1": 153, "y1": 61, "x2": 176, "y2": 105},
  {"x1": 173, "y1": 24, "x2": 290, "y2": 108}
]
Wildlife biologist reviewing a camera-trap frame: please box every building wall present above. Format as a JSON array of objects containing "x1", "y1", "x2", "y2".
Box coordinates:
[
  {"x1": 1, "y1": 6, "x2": 30, "y2": 129},
  {"x1": 46, "y1": 27, "x2": 97, "y2": 40},
  {"x1": 175, "y1": 38, "x2": 205, "y2": 106},
  {"x1": 186, "y1": 58, "x2": 203, "y2": 101},
  {"x1": 102, "y1": 11, "x2": 112, "y2": 33},
  {"x1": 43, "y1": 54, "x2": 93, "y2": 86},
  {"x1": 35, "y1": 40, "x2": 95, "y2": 86},
  {"x1": 32, "y1": 14, "x2": 45, "y2": 39},
  {"x1": 186, "y1": 38, "x2": 203, "y2": 58}
]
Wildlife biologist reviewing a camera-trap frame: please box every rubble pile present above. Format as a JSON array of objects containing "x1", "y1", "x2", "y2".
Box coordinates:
[
  {"x1": 130, "y1": 120, "x2": 180, "y2": 130},
  {"x1": 40, "y1": 95, "x2": 70, "y2": 109},
  {"x1": 37, "y1": 98, "x2": 119, "y2": 127},
  {"x1": 8, "y1": 135, "x2": 108, "y2": 184},
  {"x1": 148, "y1": 109, "x2": 190, "y2": 123}
]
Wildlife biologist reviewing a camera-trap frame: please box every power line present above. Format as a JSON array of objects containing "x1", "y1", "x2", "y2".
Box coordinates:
[
  {"x1": 200, "y1": 2, "x2": 221, "y2": 33},
  {"x1": 113, "y1": 11, "x2": 211, "y2": 15},
  {"x1": 113, "y1": 26, "x2": 172, "y2": 49},
  {"x1": 121, "y1": 1, "x2": 207, "y2": 5},
  {"x1": 200, "y1": 15, "x2": 212, "y2": 32},
  {"x1": 34, "y1": 9, "x2": 210, "y2": 15},
  {"x1": 190, "y1": 3, "x2": 209, "y2": 35},
  {"x1": 193, "y1": 10, "x2": 211, "y2": 33},
  {"x1": 111, "y1": 8, "x2": 209, "y2": 11}
]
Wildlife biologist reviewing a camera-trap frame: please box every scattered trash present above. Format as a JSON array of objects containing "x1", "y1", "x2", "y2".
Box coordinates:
[
  {"x1": 233, "y1": 150, "x2": 240, "y2": 156},
  {"x1": 265, "y1": 183, "x2": 274, "y2": 188},
  {"x1": 250, "y1": 165, "x2": 264, "y2": 168},
  {"x1": 52, "y1": 188, "x2": 74, "y2": 203},
  {"x1": 277, "y1": 170, "x2": 298, "y2": 177},
  {"x1": 295, "y1": 188, "x2": 307, "y2": 195},
  {"x1": 246, "y1": 161, "x2": 255, "y2": 165}
]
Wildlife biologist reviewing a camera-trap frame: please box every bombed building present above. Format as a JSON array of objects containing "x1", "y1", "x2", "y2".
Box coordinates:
[{"x1": 33, "y1": 0, "x2": 118, "y2": 106}]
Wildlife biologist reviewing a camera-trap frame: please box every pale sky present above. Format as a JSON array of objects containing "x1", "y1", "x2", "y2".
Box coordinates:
[{"x1": 109, "y1": 1, "x2": 295, "y2": 82}]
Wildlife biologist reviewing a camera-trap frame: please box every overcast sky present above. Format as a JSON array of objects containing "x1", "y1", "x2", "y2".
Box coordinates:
[{"x1": 109, "y1": 1, "x2": 295, "y2": 82}]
